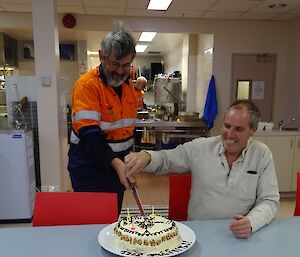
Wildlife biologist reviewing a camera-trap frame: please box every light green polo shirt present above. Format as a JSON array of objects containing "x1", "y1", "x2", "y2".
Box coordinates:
[{"x1": 144, "y1": 135, "x2": 280, "y2": 232}]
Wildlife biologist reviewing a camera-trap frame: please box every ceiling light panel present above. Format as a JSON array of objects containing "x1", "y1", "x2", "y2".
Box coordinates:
[
  {"x1": 136, "y1": 44, "x2": 148, "y2": 53},
  {"x1": 147, "y1": 0, "x2": 172, "y2": 11},
  {"x1": 139, "y1": 32, "x2": 157, "y2": 42}
]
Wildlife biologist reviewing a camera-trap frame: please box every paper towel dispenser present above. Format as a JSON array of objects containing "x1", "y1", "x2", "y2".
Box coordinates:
[{"x1": 0, "y1": 33, "x2": 18, "y2": 67}]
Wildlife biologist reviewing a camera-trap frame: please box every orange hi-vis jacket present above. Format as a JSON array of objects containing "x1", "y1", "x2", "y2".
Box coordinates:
[
  {"x1": 70, "y1": 67, "x2": 137, "y2": 153},
  {"x1": 135, "y1": 89, "x2": 145, "y2": 111}
]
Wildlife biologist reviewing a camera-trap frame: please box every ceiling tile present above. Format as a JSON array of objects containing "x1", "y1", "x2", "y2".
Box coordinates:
[
  {"x1": 143, "y1": 10, "x2": 165, "y2": 17},
  {"x1": 125, "y1": 8, "x2": 148, "y2": 17},
  {"x1": 287, "y1": 4, "x2": 300, "y2": 14},
  {"x1": 57, "y1": 0, "x2": 83, "y2": 6},
  {"x1": 163, "y1": 9, "x2": 203, "y2": 18},
  {"x1": 85, "y1": 7, "x2": 125, "y2": 16},
  {"x1": 126, "y1": 0, "x2": 148, "y2": 9},
  {"x1": 83, "y1": 0, "x2": 126, "y2": 8},
  {"x1": 209, "y1": 0, "x2": 261, "y2": 11},
  {"x1": 250, "y1": 0, "x2": 300, "y2": 13},
  {"x1": 57, "y1": 6, "x2": 86, "y2": 14},
  {"x1": 0, "y1": 0, "x2": 31, "y2": 3},
  {"x1": 273, "y1": 12, "x2": 300, "y2": 20},
  {"x1": 238, "y1": 12, "x2": 278, "y2": 20},
  {"x1": 169, "y1": 0, "x2": 216, "y2": 10},
  {"x1": 202, "y1": 11, "x2": 243, "y2": 19},
  {"x1": 1, "y1": 3, "x2": 31, "y2": 12}
]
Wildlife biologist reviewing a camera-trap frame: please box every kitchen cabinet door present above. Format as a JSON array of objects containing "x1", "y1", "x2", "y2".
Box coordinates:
[
  {"x1": 266, "y1": 136, "x2": 295, "y2": 192},
  {"x1": 292, "y1": 136, "x2": 300, "y2": 191},
  {"x1": 252, "y1": 135, "x2": 267, "y2": 145}
]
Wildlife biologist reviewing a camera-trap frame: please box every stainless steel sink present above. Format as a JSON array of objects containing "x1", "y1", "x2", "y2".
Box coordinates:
[{"x1": 281, "y1": 127, "x2": 300, "y2": 131}]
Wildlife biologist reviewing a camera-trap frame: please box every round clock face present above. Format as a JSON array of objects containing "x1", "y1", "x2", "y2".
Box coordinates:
[{"x1": 63, "y1": 14, "x2": 76, "y2": 28}]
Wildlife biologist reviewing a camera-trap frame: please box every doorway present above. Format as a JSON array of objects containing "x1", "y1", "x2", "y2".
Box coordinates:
[{"x1": 231, "y1": 53, "x2": 277, "y2": 121}]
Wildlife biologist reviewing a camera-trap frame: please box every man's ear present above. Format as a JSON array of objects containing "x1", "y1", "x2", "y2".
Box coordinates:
[{"x1": 250, "y1": 128, "x2": 257, "y2": 136}]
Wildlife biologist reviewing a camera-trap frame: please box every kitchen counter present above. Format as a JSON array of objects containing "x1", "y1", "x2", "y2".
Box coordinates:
[
  {"x1": 136, "y1": 118, "x2": 207, "y2": 128},
  {"x1": 135, "y1": 118, "x2": 208, "y2": 149},
  {"x1": 0, "y1": 129, "x2": 28, "y2": 133},
  {"x1": 255, "y1": 129, "x2": 300, "y2": 136}
]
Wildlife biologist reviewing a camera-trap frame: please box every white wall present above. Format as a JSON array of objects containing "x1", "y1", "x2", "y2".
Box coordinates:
[
  {"x1": 285, "y1": 18, "x2": 300, "y2": 128},
  {"x1": 163, "y1": 40, "x2": 183, "y2": 75},
  {"x1": 196, "y1": 34, "x2": 214, "y2": 116},
  {"x1": 1, "y1": 12, "x2": 298, "y2": 154},
  {"x1": 17, "y1": 60, "x2": 78, "y2": 106}
]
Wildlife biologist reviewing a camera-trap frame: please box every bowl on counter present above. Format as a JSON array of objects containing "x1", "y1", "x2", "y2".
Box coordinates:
[{"x1": 257, "y1": 122, "x2": 274, "y2": 131}]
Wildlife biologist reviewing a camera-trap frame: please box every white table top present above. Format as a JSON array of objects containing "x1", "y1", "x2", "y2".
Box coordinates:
[{"x1": 1, "y1": 217, "x2": 300, "y2": 257}]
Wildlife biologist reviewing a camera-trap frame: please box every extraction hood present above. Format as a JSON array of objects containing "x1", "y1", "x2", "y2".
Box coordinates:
[{"x1": 0, "y1": 33, "x2": 18, "y2": 67}]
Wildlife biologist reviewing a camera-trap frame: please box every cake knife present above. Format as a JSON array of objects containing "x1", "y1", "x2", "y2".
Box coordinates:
[{"x1": 130, "y1": 182, "x2": 145, "y2": 216}]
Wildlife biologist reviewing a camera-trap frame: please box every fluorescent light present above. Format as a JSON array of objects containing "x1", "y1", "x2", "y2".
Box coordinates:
[
  {"x1": 139, "y1": 32, "x2": 157, "y2": 42},
  {"x1": 147, "y1": 0, "x2": 172, "y2": 10},
  {"x1": 136, "y1": 45, "x2": 148, "y2": 53},
  {"x1": 87, "y1": 51, "x2": 98, "y2": 55}
]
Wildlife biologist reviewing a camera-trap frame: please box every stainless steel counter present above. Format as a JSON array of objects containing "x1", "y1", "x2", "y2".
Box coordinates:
[{"x1": 135, "y1": 118, "x2": 208, "y2": 150}]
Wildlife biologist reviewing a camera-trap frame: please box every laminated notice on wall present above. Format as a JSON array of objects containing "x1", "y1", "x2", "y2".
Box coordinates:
[{"x1": 252, "y1": 81, "x2": 265, "y2": 100}]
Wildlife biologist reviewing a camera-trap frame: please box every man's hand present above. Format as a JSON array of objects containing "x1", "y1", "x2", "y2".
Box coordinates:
[
  {"x1": 111, "y1": 158, "x2": 131, "y2": 189},
  {"x1": 229, "y1": 214, "x2": 252, "y2": 239},
  {"x1": 125, "y1": 151, "x2": 151, "y2": 178}
]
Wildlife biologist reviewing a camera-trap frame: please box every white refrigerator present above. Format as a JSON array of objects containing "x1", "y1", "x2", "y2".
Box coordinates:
[{"x1": 0, "y1": 130, "x2": 36, "y2": 221}]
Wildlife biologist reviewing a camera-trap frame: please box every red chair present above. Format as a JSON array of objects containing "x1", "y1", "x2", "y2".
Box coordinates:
[
  {"x1": 32, "y1": 192, "x2": 118, "y2": 226},
  {"x1": 168, "y1": 173, "x2": 192, "y2": 221},
  {"x1": 294, "y1": 172, "x2": 300, "y2": 216}
]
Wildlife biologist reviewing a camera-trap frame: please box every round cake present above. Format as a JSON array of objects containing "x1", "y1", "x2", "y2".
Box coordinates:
[{"x1": 114, "y1": 214, "x2": 180, "y2": 253}]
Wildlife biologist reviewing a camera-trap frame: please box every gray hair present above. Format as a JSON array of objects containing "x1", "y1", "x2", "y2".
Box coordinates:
[
  {"x1": 227, "y1": 99, "x2": 260, "y2": 129},
  {"x1": 101, "y1": 20, "x2": 136, "y2": 60}
]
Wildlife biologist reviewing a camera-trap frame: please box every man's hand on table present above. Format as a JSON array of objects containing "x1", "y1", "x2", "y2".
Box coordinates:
[{"x1": 230, "y1": 214, "x2": 252, "y2": 239}]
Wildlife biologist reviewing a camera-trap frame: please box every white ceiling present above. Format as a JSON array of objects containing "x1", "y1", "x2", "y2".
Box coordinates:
[
  {"x1": 1, "y1": 0, "x2": 300, "y2": 56},
  {"x1": 1, "y1": 0, "x2": 300, "y2": 21}
]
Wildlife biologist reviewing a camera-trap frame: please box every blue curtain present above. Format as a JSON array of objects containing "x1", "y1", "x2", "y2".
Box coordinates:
[{"x1": 203, "y1": 75, "x2": 218, "y2": 130}]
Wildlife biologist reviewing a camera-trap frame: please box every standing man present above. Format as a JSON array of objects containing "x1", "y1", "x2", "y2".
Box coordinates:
[
  {"x1": 135, "y1": 76, "x2": 148, "y2": 111},
  {"x1": 125, "y1": 100, "x2": 280, "y2": 238},
  {"x1": 68, "y1": 21, "x2": 137, "y2": 214},
  {"x1": 134, "y1": 76, "x2": 147, "y2": 147}
]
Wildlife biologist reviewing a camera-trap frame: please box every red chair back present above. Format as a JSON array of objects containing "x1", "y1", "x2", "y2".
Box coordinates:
[
  {"x1": 295, "y1": 172, "x2": 300, "y2": 216},
  {"x1": 32, "y1": 192, "x2": 118, "y2": 226},
  {"x1": 169, "y1": 173, "x2": 191, "y2": 221}
]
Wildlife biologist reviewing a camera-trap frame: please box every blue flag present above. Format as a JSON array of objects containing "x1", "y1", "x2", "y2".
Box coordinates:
[{"x1": 203, "y1": 75, "x2": 218, "y2": 130}]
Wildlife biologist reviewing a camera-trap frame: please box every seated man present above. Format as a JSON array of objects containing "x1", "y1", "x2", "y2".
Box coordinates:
[{"x1": 125, "y1": 99, "x2": 280, "y2": 238}]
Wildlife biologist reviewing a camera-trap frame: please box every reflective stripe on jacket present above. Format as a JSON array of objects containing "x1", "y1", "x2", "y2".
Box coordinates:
[{"x1": 70, "y1": 67, "x2": 137, "y2": 152}]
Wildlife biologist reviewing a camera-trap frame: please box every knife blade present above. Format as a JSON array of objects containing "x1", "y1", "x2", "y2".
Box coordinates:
[{"x1": 130, "y1": 183, "x2": 145, "y2": 216}]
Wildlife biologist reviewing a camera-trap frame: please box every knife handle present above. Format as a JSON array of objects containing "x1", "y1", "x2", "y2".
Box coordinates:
[{"x1": 128, "y1": 178, "x2": 137, "y2": 188}]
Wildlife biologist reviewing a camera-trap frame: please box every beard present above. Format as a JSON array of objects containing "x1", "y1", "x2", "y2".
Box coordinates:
[
  {"x1": 108, "y1": 75, "x2": 128, "y2": 87},
  {"x1": 103, "y1": 67, "x2": 129, "y2": 87}
]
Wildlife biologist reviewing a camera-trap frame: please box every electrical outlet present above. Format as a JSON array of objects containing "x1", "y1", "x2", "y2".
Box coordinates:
[{"x1": 41, "y1": 185, "x2": 58, "y2": 192}]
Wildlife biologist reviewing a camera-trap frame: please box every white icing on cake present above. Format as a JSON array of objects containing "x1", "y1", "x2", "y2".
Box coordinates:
[{"x1": 114, "y1": 215, "x2": 180, "y2": 254}]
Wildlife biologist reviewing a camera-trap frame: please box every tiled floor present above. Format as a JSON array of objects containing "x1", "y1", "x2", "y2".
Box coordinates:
[
  {"x1": 123, "y1": 172, "x2": 170, "y2": 207},
  {"x1": 0, "y1": 172, "x2": 297, "y2": 228}
]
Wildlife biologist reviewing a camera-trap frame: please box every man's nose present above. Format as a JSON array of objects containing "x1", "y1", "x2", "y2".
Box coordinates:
[
  {"x1": 227, "y1": 127, "x2": 235, "y2": 136},
  {"x1": 115, "y1": 66, "x2": 124, "y2": 75}
]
